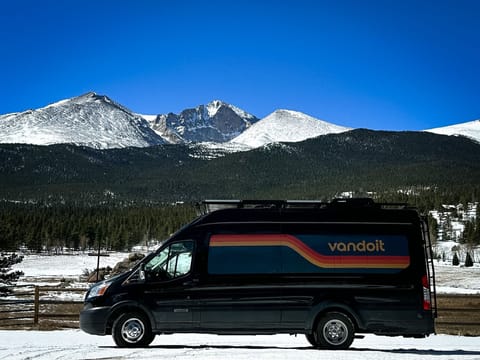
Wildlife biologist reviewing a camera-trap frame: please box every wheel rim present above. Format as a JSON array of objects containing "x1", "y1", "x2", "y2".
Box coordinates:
[
  {"x1": 121, "y1": 317, "x2": 145, "y2": 343},
  {"x1": 322, "y1": 319, "x2": 348, "y2": 346}
]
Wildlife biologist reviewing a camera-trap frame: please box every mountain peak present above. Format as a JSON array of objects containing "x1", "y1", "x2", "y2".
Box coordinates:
[
  {"x1": 272, "y1": 109, "x2": 302, "y2": 115},
  {"x1": 146, "y1": 100, "x2": 259, "y2": 143},
  {"x1": 207, "y1": 99, "x2": 226, "y2": 107},
  {"x1": 206, "y1": 99, "x2": 227, "y2": 117},
  {"x1": 0, "y1": 93, "x2": 165, "y2": 149},
  {"x1": 69, "y1": 92, "x2": 104, "y2": 104},
  {"x1": 425, "y1": 119, "x2": 480, "y2": 143},
  {"x1": 45, "y1": 92, "x2": 105, "y2": 109},
  {"x1": 41, "y1": 92, "x2": 101, "y2": 110},
  {"x1": 78, "y1": 91, "x2": 97, "y2": 98},
  {"x1": 230, "y1": 109, "x2": 351, "y2": 148}
]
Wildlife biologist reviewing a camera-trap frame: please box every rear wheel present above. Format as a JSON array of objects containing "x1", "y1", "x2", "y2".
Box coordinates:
[
  {"x1": 112, "y1": 312, "x2": 155, "y2": 348},
  {"x1": 314, "y1": 312, "x2": 354, "y2": 350}
]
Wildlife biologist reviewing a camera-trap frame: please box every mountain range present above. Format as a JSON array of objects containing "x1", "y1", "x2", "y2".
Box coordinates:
[
  {"x1": 1, "y1": 92, "x2": 480, "y2": 206},
  {"x1": 1, "y1": 92, "x2": 479, "y2": 149}
]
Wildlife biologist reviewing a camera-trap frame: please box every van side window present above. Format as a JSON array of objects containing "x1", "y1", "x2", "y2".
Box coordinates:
[{"x1": 144, "y1": 240, "x2": 194, "y2": 281}]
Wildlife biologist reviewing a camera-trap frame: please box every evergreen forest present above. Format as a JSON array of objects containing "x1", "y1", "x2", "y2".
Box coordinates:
[
  {"x1": 1, "y1": 129, "x2": 480, "y2": 251},
  {"x1": 0, "y1": 203, "x2": 196, "y2": 251}
]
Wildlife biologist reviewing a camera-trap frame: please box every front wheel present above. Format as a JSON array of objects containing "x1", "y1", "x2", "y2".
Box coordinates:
[
  {"x1": 305, "y1": 333, "x2": 317, "y2": 347},
  {"x1": 112, "y1": 312, "x2": 155, "y2": 347},
  {"x1": 314, "y1": 312, "x2": 354, "y2": 350}
]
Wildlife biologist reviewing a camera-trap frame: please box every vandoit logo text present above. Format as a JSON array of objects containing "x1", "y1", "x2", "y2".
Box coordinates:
[{"x1": 328, "y1": 240, "x2": 385, "y2": 253}]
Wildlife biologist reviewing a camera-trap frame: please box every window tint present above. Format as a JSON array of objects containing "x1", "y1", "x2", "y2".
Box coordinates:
[{"x1": 145, "y1": 240, "x2": 194, "y2": 281}]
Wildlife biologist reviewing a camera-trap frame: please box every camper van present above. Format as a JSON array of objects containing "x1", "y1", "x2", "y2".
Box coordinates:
[{"x1": 80, "y1": 198, "x2": 437, "y2": 349}]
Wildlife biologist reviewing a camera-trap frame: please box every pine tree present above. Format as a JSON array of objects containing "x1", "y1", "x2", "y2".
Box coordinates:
[
  {"x1": 465, "y1": 252, "x2": 474, "y2": 267},
  {"x1": 452, "y1": 252, "x2": 460, "y2": 266}
]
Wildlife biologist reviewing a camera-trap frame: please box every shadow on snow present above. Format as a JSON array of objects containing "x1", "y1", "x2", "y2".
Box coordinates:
[{"x1": 99, "y1": 344, "x2": 480, "y2": 356}]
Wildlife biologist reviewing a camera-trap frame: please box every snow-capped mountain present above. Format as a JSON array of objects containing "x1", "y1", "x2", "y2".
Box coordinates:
[
  {"x1": 230, "y1": 109, "x2": 351, "y2": 148},
  {"x1": 4, "y1": 91, "x2": 478, "y2": 151},
  {"x1": 425, "y1": 119, "x2": 480, "y2": 143},
  {"x1": 0, "y1": 92, "x2": 165, "y2": 149},
  {"x1": 144, "y1": 100, "x2": 259, "y2": 143}
]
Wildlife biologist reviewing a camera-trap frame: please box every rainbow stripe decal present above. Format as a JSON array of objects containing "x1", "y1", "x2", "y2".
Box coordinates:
[{"x1": 210, "y1": 234, "x2": 410, "y2": 269}]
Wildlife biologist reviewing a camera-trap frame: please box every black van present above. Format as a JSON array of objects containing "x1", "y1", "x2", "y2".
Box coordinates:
[{"x1": 80, "y1": 198, "x2": 437, "y2": 349}]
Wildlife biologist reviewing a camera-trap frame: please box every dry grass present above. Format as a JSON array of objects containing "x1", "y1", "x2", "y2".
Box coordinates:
[
  {"x1": 436, "y1": 295, "x2": 480, "y2": 336},
  {"x1": 36, "y1": 302, "x2": 83, "y2": 330},
  {"x1": 0, "y1": 302, "x2": 83, "y2": 330}
]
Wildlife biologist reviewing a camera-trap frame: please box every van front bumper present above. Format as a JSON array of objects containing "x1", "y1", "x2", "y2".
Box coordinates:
[{"x1": 80, "y1": 305, "x2": 111, "y2": 335}]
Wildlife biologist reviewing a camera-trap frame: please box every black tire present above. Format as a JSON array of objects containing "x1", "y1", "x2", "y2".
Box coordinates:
[
  {"x1": 305, "y1": 333, "x2": 318, "y2": 347},
  {"x1": 112, "y1": 312, "x2": 155, "y2": 348},
  {"x1": 314, "y1": 312, "x2": 355, "y2": 350}
]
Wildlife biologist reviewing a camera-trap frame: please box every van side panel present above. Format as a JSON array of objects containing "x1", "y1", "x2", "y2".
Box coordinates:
[
  {"x1": 209, "y1": 233, "x2": 410, "y2": 274},
  {"x1": 205, "y1": 223, "x2": 434, "y2": 336}
]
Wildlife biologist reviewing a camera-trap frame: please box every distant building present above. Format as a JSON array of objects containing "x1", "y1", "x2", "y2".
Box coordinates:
[{"x1": 429, "y1": 202, "x2": 478, "y2": 242}]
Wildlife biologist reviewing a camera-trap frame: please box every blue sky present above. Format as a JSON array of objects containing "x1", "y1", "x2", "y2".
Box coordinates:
[{"x1": 0, "y1": 0, "x2": 479, "y2": 130}]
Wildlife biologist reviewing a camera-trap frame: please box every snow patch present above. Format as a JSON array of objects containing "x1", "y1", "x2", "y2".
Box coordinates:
[
  {"x1": 425, "y1": 119, "x2": 480, "y2": 143},
  {"x1": 11, "y1": 253, "x2": 129, "y2": 278}
]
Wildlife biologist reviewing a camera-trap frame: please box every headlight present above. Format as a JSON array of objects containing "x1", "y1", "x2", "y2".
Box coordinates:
[{"x1": 86, "y1": 282, "x2": 111, "y2": 300}]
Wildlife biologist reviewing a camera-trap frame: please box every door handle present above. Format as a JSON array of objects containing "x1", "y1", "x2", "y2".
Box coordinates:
[{"x1": 174, "y1": 308, "x2": 189, "y2": 313}]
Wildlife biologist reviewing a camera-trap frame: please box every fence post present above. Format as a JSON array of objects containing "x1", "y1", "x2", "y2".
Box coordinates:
[{"x1": 33, "y1": 286, "x2": 39, "y2": 326}]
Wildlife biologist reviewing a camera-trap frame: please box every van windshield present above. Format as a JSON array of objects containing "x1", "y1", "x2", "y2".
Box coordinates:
[{"x1": 145, "y1": 240, "x2": 194, "y2": 281}]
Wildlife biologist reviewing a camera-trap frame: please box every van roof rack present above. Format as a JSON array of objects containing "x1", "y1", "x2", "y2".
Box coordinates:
[
  {"x1": 197, "y1": 199, "x2": 327, "y2": 214},
  {"x1": 197, "y1": 198, "x2": 409, "y2": 215}
]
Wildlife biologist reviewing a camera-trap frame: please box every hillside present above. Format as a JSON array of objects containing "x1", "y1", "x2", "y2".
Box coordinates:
[{"x1": 1, "y1": 129, "x2": 479, "y2": 205}]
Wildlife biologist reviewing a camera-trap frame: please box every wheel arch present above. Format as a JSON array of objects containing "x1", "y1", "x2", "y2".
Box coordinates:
[
  {"x1": 306, "y1": 301, "x2": 363, "y2": 334},
  {"x1": 105, "y1": 301, "x2": 155, "y2": 335}
]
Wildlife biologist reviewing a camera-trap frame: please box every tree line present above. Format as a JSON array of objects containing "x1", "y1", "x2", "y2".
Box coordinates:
[
  {"x1": 0, "y1": 203, "x2": 197, "y2": 251},
  {"x1": 1, "y1": 197, "x2": 478, "y2": 252}
]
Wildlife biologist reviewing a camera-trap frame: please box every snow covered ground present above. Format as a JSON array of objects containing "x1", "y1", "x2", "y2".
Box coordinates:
[
  {"x1": 2, "y1": 253, "x2": 480, "y2": 359},
  {"x1": 0, "y1": 330, "x2": 479, "y2": 360},
  {"x1": 11, "y1": 253, "x2": 128, "y2": 281},
  {"x1": 434, "y1": 263, "x2": 480, "y2": 294}
]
